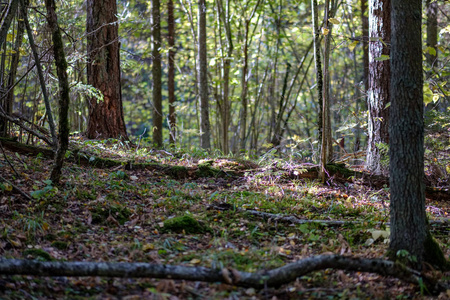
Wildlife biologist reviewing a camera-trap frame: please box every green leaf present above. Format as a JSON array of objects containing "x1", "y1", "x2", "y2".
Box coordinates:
[
  {"x1": 348, "y1": 40, "x2": 358, "y2": 52},
  {"x1": 426, "y1": 46, "x2": 436, "y2": 56},
  {"x1": 423, "y1": 85, "x2": 433, "y2": 105},
  {"x1": 374, "y1": 55, "x2": 390, "y2": 61},
  {"x1": 328, "y1": 18, "x2": 340, "y2": 25}
]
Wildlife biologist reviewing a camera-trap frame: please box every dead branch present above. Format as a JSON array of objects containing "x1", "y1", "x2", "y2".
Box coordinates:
[
  {"x1": 0, "y1": 174, "x2": 32, "y2": 200},
  {"x1": 241, "y1": 208, "x2": 449, "y2": 226},
  {"x1": 0, "y1": 108, "x2": 54, "y2": 146},
  {"x1": 0, "y1": 255, "x2": 446, "y2": 293}
]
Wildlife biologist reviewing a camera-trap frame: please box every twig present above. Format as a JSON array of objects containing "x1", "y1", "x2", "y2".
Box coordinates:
[
  {"x1": 0, "y1": 141, "x2": 20, "y2": 177},
  {"x1": 0, "y1": 174, "x2": 32, "y2": 201}
]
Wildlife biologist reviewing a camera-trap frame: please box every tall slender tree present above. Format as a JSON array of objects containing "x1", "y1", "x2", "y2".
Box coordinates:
[
  {"x1": 86, "y1": 0, "x2": 128, "y2": 140},
  {"x1": 366, "y1": 0, "x2": 390, "y2": 175},
  {"x1": 425, "y1": 0, "x2": 438, "y2": 68},
  {"x1": 198, "y1": 0, "x2": 211, "y2": 150},
  {"x1": 167, "y1": 0, "x2": 176, "y2": 145},
  {"x1": 152, "y1": 0, "x2": 162, "y2": 147},
  {"x1": 389, "y1": 0, "x2": 445, "y2": 268},
  {"x1": 44, "y1": 0, "x2": 70, "y2": 184},
  {"x1": 0, "y1": 2, "x2": 24, "y2": 137}
]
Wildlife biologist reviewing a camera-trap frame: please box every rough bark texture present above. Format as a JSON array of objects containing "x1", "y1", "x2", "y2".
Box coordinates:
[
  {"x1": 366, "y1": 0, "x2": 390, "y2": 175},
  {"x1": 426, "y1": 0, "x2": 438, "y2": 67},
  {"x1": 45, "y1": 0, "x2": 70, "y2": 184},
  {"x1": 167, "y1": 0, "x2": 176, "y2": 144},
  {"x1": 0, "y1": 255, "x2": 445, "y2": 292},
  {"x1": 152, "y1": 0, "x2": 162, "y2": 147},
  {"x1": 198, "y1": 0, "x2": 211, "y2": 149},
  {"x1": 86, "y1": 0, "x2": 128, "y2": 140},
  {"x1": 389, "y1": 0, "x2": 428, "y2": 266}
]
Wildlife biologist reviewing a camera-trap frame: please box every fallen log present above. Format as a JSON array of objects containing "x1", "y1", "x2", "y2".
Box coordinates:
[{"x1": 0, "y1": 255, "x2": 447, "y2": 294}]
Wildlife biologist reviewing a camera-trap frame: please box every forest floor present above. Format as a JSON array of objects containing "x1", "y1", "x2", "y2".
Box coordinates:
[{"x1": 0, "y1": 131, "x2": 449, "y2": 299}]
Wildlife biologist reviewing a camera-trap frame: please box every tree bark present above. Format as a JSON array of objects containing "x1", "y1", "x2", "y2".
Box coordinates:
[
  {"x1": 167, "y1": 0, "x2": 176, "y2": 145},
  {"x1": 389, "y1": 0, "x2": 445, "y2": 268},
  {"x1": 152, "y1": 0, "x2": 163, "y2": 147},
  {"x1": 86, "y1": 0, "x2": 128, "y2": 140},
  {"x1": 198, "y1": 0, "x2": 211, "y2": 150},
  {"x1": 44, "y1": 0, "x2": 70, "y2": 184},
  {"x1": 366, "y1": 0, "x2": 390, "y2": 175}
]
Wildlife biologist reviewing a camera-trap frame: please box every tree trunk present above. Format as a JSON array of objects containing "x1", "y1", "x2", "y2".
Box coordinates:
[
  {"x1": 425, "y1": 0, "x2": 438, "y2": 68},
  {"x1": 86, "y1": 0, "x2": 128, "y2": 140},
  {"x1": 0, "y1": 3, "x2": 24, "y2": 137},
  {"x1": 22, "y1": 2, "x2": 57, "y2": 147},
  {"x1": 321, "y1": 0, "x2": 335, "y2": 168},
  {"x1": 152, "y1": 0, "x2": 162, "y2": 147},
  {"x1": 167, "y1": 0, "x2": 176, "y2": 145},
  {"x1": 361, "y1": 0, "x2": 369, "y2": 93},
  {"x1": 0, "y1": 0, "x2": 19, "y2": 49},
  {"x1": 216, "y1": 0, "x2": 232, "y2": 154},
  {"x1": 45, "y1": 0, "x2": 70, "y2": 184},
  {"x1": 366, "y1": 0, "x2": 390, "y2": 175},
  {"x1": 311, "y1": 0, "x2": 324, "y2": 180},
  {"x1": 198, "y1": 0, "x2": 211, "y2": 150},
  {"x1": 389, "y1": 0, "x2": 445, "y2": 268}
]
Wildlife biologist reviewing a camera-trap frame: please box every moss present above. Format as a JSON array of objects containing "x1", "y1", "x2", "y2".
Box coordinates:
[
  {"x1": 51, "y1": 241, "x2": 69, "y2": 250},
  {"x1": 325, "y1": 163, "x2": 354, "y2": 178},
  {"x1": 162, "y1": 215, "x2": 208, "y2": 234},
  {"x1": 23, "y1": 249, "x2": 53, "y2": 261},
  {"x1": 196, "y1": 163, "x2": 221, "y2": 177},
  {"x1": 423, "y1": 232, "x2": 448, "y2": 270},
  {"x1": 167, "y1": 166, "x2": 189, "y2": 179}
]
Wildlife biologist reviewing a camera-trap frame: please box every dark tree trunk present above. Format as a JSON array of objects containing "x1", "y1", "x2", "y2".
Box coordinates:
[
  {"x1": 86, "y1": 0, "x2": 128, "y2": 140},
  {"x1": 0, "y1": 0, "x2": 19, "y2": 49},
  {"x1": 45, "y1": 0, "x2": 70, "y2": 184},
  {"x1": 167, "y1": 0, "x2": 176, "y2": 145},
  {"x1": 389, "y1": 0, "x2": 445, "y2": 268},
  {"x1": 366, "y1": 0, "x2": 390, "y2": 175},
  {"x1": 425, "y1": 0, "x2": 438, "y2": 67},
  {"x1": 198, "y1": 0, "x2": 211, "y2": 149},
  {"x1": 152, "y1": 0, "x2": 162, "y2": 147},
  {"x1": 0, "y1": 2, "x2": 25, "y2": 136}
]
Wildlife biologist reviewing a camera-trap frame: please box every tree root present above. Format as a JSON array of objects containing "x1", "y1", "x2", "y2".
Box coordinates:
[{"x1": 0, "y1": 255, "x2": 447, "y2": 294}]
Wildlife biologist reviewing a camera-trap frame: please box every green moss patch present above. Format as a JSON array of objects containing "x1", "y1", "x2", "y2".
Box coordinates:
[
  {"x1": 23, "y1": 249, "x2": 53, "y2": 261},
  {"x1": 163, "y1": 215, "x2": 208, "y2": 234}
]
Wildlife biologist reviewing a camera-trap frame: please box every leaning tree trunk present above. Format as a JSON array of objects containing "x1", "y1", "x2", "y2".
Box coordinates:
[
  {"x1": 389, "y1": 0, "x2": 445, "y2": 268},
  {"x1": 45, "y1": 0, "x2": 70, "y2": 184},
  {"x1": 152, "y1": 0, "x2": 162, "y2": 147},
  {"x1": 198, "y1": 0, "x2": 211, "y2": 150},
  {"x1": 86, "y1": 0, "x2": 128, "y2": 140},
  {"x1": 366, "y1": 0, "x2": 390, "y2": 175}
]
